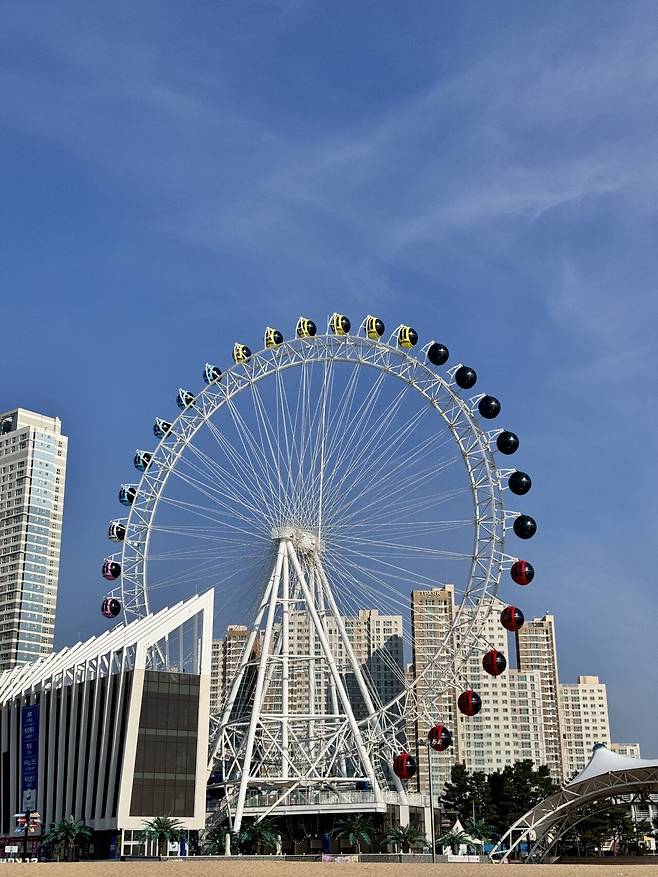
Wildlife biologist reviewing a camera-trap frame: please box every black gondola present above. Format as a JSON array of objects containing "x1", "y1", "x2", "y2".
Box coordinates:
[
  {"x1": 177, "y1": 388, "x2": 195, "y2": 409},
  {"x1": 108, "y1": 521, "x2": 126, "y2": 542},
  {"x1": 427, "y1": 342, "x2": 449, "y2": 366},
  {"x1": 134, "y1": 450, "x2": 152, "y2": 472},
  {"x1": 513, "y1": 514, "x2": 537, "y2": 539},
  {"x1": 153, "y1": 418, "x2": 172, "y2": 438},
  {"x1": 203, "y1": 363, "x2": 222, "y2": 383},
  {"x1": 119, "y1": 485, "x2": 137, "y2": 506},
  {"x1": 478, "y1": 395, "x2": 501, "y2": 419},
  {"x1": 454, "y1": 365, "x2": 477, "y2": 389},
  {"x1": 509, "y1": 471, "x2": 531, "y2": 495},
  {"x1": 233, "y1": 343, "x2": 252, "y2": 364},
  {"x1": 496, "y1": 430, "x2": 519, "y2": 455},
  {"x1": 482, "y1": 649, "x2": 507, "y2": 677},
  {"x1": 101, "y1": 597, "x2": 122, "y2": 619},
  {"x1": 500, "y1": 605, "x2": 525, "y2": 632},
  {"x1": 296, "y1": 317, "x2": 317, "y2": 338}
]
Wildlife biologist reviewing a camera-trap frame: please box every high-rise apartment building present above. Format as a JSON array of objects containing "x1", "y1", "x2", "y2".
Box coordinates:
[
  {"x1": 210, "y1": 610, "x2": 404, "y2": 719},
  {"x1": 560, "y1": 675, "x2": 611, "y2": 779},
  {"x1": 459, "y1": 600, "x2": 546, "y2": 777},
  {"x1": 0, "y1": 408, "x2": 67, "y2": 670},
  {"x1": 411, "y1": 586, "x2": 460, "y2": 791},
  {"x1": 411, "y1": 586, "x2": 547, "y2": 792},
  {"x1": 209, "y1": 625, "x2": 253, "y2": 713},
  {"x1": 516, "y1": 614, "x2": 565, "y2": 782}
]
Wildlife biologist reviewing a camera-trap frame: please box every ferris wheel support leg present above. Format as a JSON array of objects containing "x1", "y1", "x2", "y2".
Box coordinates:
[
  {"x1": 233, "y1": 541, "x2": 286, "y2": 832},
  {"x1": 316, "y1": 576, "x2": 346, "y2": 777},
  {"x1": 308, "y1": 565, "x2": 316, "y2": 762},
  {"x1": 314, "y1": 557, "x2": 409, "y2": 806},
  {"x1": 286, "y1": 540, "x2": 383, "y2": 805},
  {"x1": 281, "y1": 550, "x2": 290, "y2": 780},
  {"x1": 208, "y1": 549, "x2": 282, "y2": 774}
]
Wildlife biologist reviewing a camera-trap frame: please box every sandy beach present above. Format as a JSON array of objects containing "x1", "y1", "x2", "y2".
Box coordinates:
[{"x1": 5, "y1": 861, "x2": 658, "y2": 876}]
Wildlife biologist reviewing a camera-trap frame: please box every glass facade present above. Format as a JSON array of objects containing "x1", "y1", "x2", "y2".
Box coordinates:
[{"x1": 130, "y1": 671, "x2": 200, "y2": 817}]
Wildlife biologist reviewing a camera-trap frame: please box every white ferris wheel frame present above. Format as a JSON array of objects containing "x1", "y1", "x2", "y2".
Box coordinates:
[{"x1": 117, "y1": 332, "x2": 509, "y2": 713}]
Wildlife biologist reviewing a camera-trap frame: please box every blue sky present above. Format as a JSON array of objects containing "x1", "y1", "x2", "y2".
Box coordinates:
[{"x1": 2, "y1": 2, "x2": 657, "y2": 750}]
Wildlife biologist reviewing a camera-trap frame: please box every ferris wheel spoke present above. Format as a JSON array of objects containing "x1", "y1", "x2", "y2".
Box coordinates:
[
  {"x1": 182, "y1": 440, "x2": 266, "y2": 521},
  {"x1": 328, "y1": 447, "x2": 461, "y2": 528},
  {"x1": 325, "y1": 383, "x2": 423, "y2": 504},
  {"x1": 323, "y1": 411, "x2": 456, "y2": 526},
  {"x1": 166, "y1": 464, "x2": 270, "y2": 531},
  {"x1": 157, "y1": 495, "x2": 269, "y2": 541},
  {"x1": 318, "y1": 560, "x2": 409, "y2": 688},
  {"x1": 149, "y1": 524, "x2": 258, "y2": 544},
  {"x1": 204, "y1": 416, "x2": 277, "y2": 518},
  {"x1": 321, "y1": 373, "x2": 403, "y2": 507},
  {"x1": 248, "y1": 380, "x2": 294, "y2": 524},
  {"x1": 223, "y1": 397, "x2": 283, "y2": 513},
  {"x1": 336, "y1": 535, "x2": 472, "y2": 560}
]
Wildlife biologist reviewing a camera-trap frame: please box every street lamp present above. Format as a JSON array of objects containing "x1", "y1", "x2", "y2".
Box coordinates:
[{"x1": 420, "y1": 741, "x2": 437, "y2": 864}]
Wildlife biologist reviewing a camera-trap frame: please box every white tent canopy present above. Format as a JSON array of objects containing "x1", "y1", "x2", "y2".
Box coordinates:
[{"x1": 490, "y1": 745, "x2": 658, "y2": 863}]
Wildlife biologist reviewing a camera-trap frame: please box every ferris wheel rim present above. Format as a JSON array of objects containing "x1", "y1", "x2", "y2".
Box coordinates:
[{"x1": 115, "y1": 331, "x2": 506, "y2": 720}]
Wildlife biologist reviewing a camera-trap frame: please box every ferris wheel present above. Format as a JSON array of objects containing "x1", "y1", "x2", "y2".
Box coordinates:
[{"x1": 100, "y1": 313, "x2": 536, "y2": 829}]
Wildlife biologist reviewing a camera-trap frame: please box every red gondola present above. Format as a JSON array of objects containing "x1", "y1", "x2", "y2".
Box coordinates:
[
  {"x1": 393, "y1": 752, "x2": 417, "y2": 780},
  {"x1": 482, "y1": 649, "x2": 507, "y2": 677}
]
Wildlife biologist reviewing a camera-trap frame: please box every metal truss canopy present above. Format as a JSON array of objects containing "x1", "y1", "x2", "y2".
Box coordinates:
[{"x1": 491, "y1": 746, "x2": 658, "y2": 863}]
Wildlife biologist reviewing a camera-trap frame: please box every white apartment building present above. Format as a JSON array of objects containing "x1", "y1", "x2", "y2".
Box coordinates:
[
  {"x1": 211, "y1": 609, "x2": 404, "y2": 720},
  {"x1": 560, "y1": 675, "x2": 611, "y2": 779},
  {"x1": 0, "y1": 408, "x2": 68, "y2": 670},
  {"x1": 459, "y1": 601, "x2": 546, "y2": 777},
  {"x1": 209, "y1": 625, "x2": 253, "y2": 713},
  {"x1": 411, "y1": 586, "x2": 547, "y2": 792},
  {"x1": 516, "y1": 614, "x2": 565, "y2": 782}
]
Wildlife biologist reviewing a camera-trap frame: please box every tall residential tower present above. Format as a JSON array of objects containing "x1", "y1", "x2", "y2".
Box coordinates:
[{"x1": 0, "y1": 408, "x2": 67, "y2": 669}]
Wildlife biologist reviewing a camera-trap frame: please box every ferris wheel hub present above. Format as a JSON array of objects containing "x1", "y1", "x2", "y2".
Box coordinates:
[{"x1": 271, "y1": 525, "x2": 324, "y2": 554}]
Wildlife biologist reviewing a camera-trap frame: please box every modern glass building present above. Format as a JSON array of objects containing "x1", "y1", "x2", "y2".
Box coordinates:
[
  {"x1": 0, "y1": 408, "x2": 68, "y2": 670},
  {"x1": 0, "y1": 591, "x2": 212, "y2": 858}
]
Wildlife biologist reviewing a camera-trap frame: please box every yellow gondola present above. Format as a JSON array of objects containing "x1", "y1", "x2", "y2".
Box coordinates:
[
  {"x1": 364, "y1": 315, "x2": 385, "y2": 339},
  {"x1": 232, "y1": 343, "x2": 252, "y2": 364},
  {"x1": 329, "y1": 313, "x2": 351, "y2": 336},
  {"x1": 397, "y1": 325, "x2": 418, "y2": 348},
  {"x1": 264, "y1": 327, "x2": 284, "y2": 348},
  {"x1": 296, "y1": 317, "x2": 317, "y2": 338}
]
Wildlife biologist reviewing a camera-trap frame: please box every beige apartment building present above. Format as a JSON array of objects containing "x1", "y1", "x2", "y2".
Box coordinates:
[
  {"x1": 516, "y1": 614, "x2": 565, "y2": 782},
  {"x1": 0, "y1": 408, "x2": 67, "y2": 670},
  {"x1": 560, "y1": 675, "x2": 611, "y2": 778},
  {"x1": 210, "y1": 609, "x2": 404, "y2": 719},
  {"x1": 411, "y1": 586, "x2": 548, "y2": 792}
]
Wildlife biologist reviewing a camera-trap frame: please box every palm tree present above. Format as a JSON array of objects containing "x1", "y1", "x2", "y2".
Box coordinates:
[
  {"x1": 202, "y1": 821, "x2": 230, "y2": 855},
  {"x1": 140, "y1": 816, "x2": 184, "y2": 857},
  {"x1": 44, "y1": 817, "x2": 92, "y2": 861},
  {"x1": 333, "y1": 814, "x2": 373, "y2": 854},
  {"x1": 382, "y1": 824, "x2": 427, "y2": 853},
  {"x1": 437, "y1": 828, "x2": 470, "y2": 855},
  {"x1": 237, "y1": 818, "x2": 280, "y2": 854},
  {"x1": 465, "y1": 817, "x2": 494, "y2": 843}
]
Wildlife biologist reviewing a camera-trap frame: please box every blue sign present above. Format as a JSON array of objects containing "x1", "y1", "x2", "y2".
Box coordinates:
[{"x1": 21, "y1": 704, "x2": 39, "y2": 811}]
